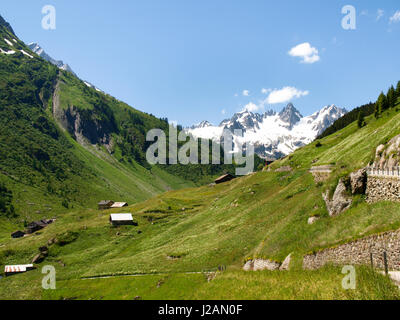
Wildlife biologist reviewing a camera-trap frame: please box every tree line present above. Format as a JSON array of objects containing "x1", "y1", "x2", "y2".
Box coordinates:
[{"x1": 318, "y1": 80, "x2": 400, "y2": 138}]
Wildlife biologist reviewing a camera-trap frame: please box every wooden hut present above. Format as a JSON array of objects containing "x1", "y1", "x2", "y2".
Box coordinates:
[
  {"x1": 98, "y1": 200, "x2": 114, "y2": 210},
  {"x1": 25, "y1": 220, "x2": 48, "y2": 234},
  {"x1": 215, "y1": 174, "x2": 235, "y2": 184},
  {"x1": 4, "y1": 264, "x2": 34, "y2": 276},
  {"x1": 109, "y1": 213, "x2": 137, "y2": 226},
  {"x1": 111, "y1": 202, "x2": 128, "y2": 208}
]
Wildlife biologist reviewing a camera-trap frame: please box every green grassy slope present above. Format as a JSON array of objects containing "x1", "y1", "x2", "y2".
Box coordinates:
[
  {"x1": 1, "y1": 101, "x2": 400, "y2": 299},
  {"x1": 0, "y1": 14, "x2": 241, "y2": 228}
]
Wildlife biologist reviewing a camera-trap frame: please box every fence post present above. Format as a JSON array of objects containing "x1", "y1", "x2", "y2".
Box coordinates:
[
  {"x1": 370, "y1": 253, "x2": 373, "y2": 269},
  {"x1": 384, "y1": 251, "x2": 388, "y2": 276}
]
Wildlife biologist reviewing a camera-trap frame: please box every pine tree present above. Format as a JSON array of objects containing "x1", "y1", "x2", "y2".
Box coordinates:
[
  {"x1": 383, "y1": 92, "x2": 389, "y2": 110},
  {"x1": 396, "y1": 81, "x2": 400, "y2": 103},
  {"x1": 357, "y1": 111, "x2": 365, "y2": 128},
  {"x1": 387, "y1": 86, "x2": 396, "y2": 108},
  {"x1": 375, "y1": 92, "x2": 385, "y2": 118}
]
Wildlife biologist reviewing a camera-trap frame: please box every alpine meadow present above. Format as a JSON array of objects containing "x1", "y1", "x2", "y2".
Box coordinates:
[{"x1": 1, "y1": 1, "x2": 400, "y2": 304}]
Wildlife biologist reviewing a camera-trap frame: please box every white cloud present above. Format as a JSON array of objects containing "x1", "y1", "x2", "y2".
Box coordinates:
[
  {"x1": 242, "y1": 90, "x2": 250, "y2": 96},
  {"x1": 242, "y1": 102, "x2": 261, "y2": 113},
  {"x1": 377, "y1": 9, "x2": 384, "y2": 21},
  {"x1": 265, "y1": 87, "x2": 309, "y2": 104},
  {"x1": 390, "y1": 11, "x2": 400, "y2": 23},
  {"x1": 288, "y1": 42, "x2": 320, "y2": 64},
  {"x1": 221, "y1": 109, "x2": 226, "y2": 115},
  {"x1": 261, "y1": 88, "x2": 271, "y2": 94}
]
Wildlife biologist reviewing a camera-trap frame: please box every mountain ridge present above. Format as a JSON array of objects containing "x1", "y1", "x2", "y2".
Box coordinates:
[{"x1": 189, "y1": 103, "x2": 347, "y2": 159}]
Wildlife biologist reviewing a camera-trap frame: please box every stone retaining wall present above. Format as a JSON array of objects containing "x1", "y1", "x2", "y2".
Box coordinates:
[
  {"x1": 303, "y1": 229, "x2": 400, "y2": 270},
  {"x1": 366, "y1": 176, "x2": 400, "y2": 203}
]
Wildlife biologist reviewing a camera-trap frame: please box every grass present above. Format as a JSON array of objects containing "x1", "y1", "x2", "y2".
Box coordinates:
[
  {"x1": 2, "y1": 102, "x2": 400, "y2": 299},
  {"x1": 1, "y1": 266, "x2": 398, "y2": 300},
  {"x1": 2, "y1": 17, "x2": 400, "y2": 299}
]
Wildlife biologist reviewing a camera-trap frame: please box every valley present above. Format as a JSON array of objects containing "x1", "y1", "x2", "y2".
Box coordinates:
[{"x1": 1, "y1": 11, "x2": 400, "y2": 301}]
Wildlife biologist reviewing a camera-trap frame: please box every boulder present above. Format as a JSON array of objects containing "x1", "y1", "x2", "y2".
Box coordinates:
[
  {"x1": 243, "y1": 260, "x2": 253, "y2": 271},
  {"x1": 32, "y1": 253, "x2": 45, "y2": 264},
  {"x1": 279, "y1": 254, "x2": 292, "y2": 271},
  {"x1": 350, "y1": 168, "x2": 367, "y2": 195},
  {"x1": 39, "y1": 246, "x2": 48, "y2": 253},
  {"x1": 323, "y1": 179, "x2": 352, "y2": 216},
  {"x1": 308, "y1": 216, "x2": 320, "y2": 225},
  {"x1": 253, "y1": 259, "x2": 281, "y2": 271}
]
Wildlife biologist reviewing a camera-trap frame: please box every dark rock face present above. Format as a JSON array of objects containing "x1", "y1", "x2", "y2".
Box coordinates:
[
  {"x1": 220, "y1": 111, "x2": 263, "y2": 133},
  {"x1": 60, "y1": 105, "x2": 116, "y2": 148},
  {"x1": 350, "y1": 169, "x2": 367, "y2": 195}
]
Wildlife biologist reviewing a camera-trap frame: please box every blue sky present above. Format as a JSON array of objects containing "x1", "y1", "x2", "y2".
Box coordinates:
[{"x1": 2, "y1": 0, "x2": 400, "y2": 126}]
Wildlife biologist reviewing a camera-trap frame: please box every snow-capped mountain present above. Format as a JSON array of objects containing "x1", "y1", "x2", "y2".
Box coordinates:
[
  {"x1": 188, "y1": 104, "x2": 347, "y2": 159},
  {"x1": 28, "y1": 43, "x2": 76, "y2": 75},
  {"x1": 27, "y1": 43, "x2": 102, "y2": 92}
]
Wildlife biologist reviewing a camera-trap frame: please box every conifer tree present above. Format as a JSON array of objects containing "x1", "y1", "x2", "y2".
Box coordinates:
[
  {"x1": 357, "y1": 111, "x2": 365, "y2": 128},
  {"x1": 396, "y1": 81, "x2": 400, "y2": 103},
  {"x1": 375, "y1": 92, "x2": 385, "y2": 118},
  {"x1": 387, "y1": 86, "x2": 396, "y2": 108}
]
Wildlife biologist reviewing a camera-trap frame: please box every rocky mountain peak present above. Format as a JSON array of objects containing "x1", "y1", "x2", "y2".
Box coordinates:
[
  {"x1": 188, "y1": 102, "x2": 346, "y2": 160},
  {"x1": 278, "y1": 103, "x2": 303, "y2": 127},
  {"x1": 28, "y1": 43, "x2": 76, "y2": 76},
  {"x1": 191, "y1": 120, "x2": 212, "y2": 129}
]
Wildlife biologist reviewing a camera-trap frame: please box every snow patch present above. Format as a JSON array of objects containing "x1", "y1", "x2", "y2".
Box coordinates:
[
  {"x1": 20, "y1": 50, "x2": 33, "y2": 58},
  {"x1": 188, "y1": 104, "x2": 346, "y2": 159},
  {"x1": 4, "y1": 38, "x2": 13, "y2": 46},
  {"x1": 0, "y1": 48, "x2": 15, "y2": 55}
]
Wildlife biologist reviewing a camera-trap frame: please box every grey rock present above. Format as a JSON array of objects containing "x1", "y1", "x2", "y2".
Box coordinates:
[
  {"x1": 279, "y1": 254, "x2": 292, "y2": 271},
  {"x1": 323, "y1": 179, "x2": 352, "y2": 216},
  {"x1": 308, "y1": 216, "x2": 320, "y2": 225},
  {"x1": 350, "y1": 168, "x2": 367, "y2": 195}
]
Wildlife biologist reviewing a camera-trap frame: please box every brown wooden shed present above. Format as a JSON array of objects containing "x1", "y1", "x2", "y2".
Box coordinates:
[
  {"x1": 98, "y1": 200, "x2": 114, "y2": 210},
  {"x1": 215, "y1": 174, "x2": 235, "y2": 184}
]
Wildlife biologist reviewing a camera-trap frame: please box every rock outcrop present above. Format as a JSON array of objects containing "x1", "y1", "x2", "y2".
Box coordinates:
[
  {"x1": 350, "y1": 168, "x2": 367, "y2": 195},
  {"x1": 243, "y1": 259, "x2": 281, "y2": 271},
  {"x1": 308, "y1": 216, "x2": 320, "y2": 225},
  {"x1": 32, "y1": 246, "x2": 49, "y2": 264},
  {"x1": 323, "y1": 179, "x2": 352, "y2": 216},
  {"x1": 52, "y1": 79, "x2": 116, "y2": 152},
  {"x1": 373, "y1": 135, "x2": 400, "y2": 169},
  {"x1": 279, "y1": 254, "x2": 292, "y2": 271}
]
